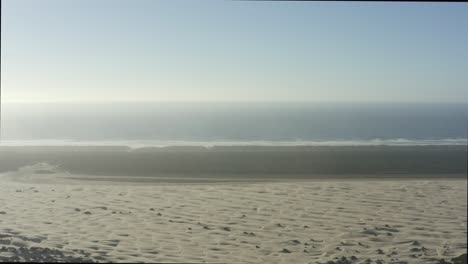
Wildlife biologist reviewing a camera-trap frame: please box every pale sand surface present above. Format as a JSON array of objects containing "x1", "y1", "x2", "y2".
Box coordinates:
[{"x1": 0, "y1": 163, "x2": 466, "y2": 263}]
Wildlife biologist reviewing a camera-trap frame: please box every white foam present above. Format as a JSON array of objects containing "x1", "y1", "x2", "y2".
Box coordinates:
[{"x1": 0, "y1": 138, "x2": 466, "y2": 148}]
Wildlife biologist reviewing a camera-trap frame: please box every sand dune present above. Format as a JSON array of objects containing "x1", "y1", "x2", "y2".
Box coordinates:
[{"x1": 0, "y1": 163, "x2": 466, "y2": 263}]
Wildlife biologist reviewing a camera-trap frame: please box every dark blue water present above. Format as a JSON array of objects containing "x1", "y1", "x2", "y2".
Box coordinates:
[{"x1": 2, "y1": 102, "x2": 467, "y2": 146}]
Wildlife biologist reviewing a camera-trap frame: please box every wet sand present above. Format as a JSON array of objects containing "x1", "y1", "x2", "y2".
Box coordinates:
[{"x1": 0, "y1": 145, "x2": 466, "y2": 178}]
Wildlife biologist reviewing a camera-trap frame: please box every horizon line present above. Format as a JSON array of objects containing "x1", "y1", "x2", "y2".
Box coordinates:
[{"x1": 3, "y1": 100, "x2": 468, "y2": 104}]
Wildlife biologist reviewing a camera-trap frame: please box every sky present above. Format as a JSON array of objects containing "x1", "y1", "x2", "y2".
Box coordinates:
[{"x1": 2, "y1": 0, "x2": 468, "y2": 103}]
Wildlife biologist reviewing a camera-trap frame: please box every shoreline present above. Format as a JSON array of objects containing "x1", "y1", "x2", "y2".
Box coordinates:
[
  {"x1": 1, "y1": 145, "x2": 466, "y2": 178},
  {"x1": 3, "y1": 171, "x2": 467, "y2": 186}
]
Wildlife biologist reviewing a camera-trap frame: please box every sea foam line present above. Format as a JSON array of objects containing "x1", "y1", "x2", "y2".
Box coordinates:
[{"x1": 0, "y1": 138, "x2": 466, "y2": 148}]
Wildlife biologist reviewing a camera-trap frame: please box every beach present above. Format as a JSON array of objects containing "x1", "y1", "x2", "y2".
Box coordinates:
[
  {"x1": 3, "y1": 0, "x2": 468, "y2": 262},
  {"x1": 0, "y1": 145, "x2": 466, "y2": 177},
  {"x1": 0, "y1": 146, "x2": 466, "y2": 263}
]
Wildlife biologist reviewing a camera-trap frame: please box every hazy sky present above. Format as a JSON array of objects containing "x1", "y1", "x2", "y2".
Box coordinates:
[{"x1": 2, "y1": 0, "x2": 468, "y2": 103}]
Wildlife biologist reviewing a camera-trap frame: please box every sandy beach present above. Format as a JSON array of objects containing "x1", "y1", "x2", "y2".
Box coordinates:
[
  {"x1": 3, "y1": 0, "x2": 468, "y2": 262},
  {"x1": 0, "y1": 146, "x2": 466, "y2": 263}
]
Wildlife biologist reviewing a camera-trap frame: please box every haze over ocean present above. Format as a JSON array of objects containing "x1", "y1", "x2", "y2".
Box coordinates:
[
  {"x1": 3, "y1": 1, "x2": 467, "y2": 148},
  {"x1": 2, "y1": 102, "x2": 467, "y2": 146}
]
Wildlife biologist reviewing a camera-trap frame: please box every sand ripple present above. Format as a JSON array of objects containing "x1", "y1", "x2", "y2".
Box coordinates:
[{"x1": 0, "y1": 167, "x2": 466, "y2": 263}]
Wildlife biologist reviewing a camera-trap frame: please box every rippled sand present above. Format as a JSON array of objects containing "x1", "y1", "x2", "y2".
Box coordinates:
[{"x1": 0, "y1": 165, "x2": 466, "y2": 263}]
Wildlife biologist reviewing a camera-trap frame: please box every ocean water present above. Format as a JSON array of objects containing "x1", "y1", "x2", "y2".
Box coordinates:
[{"x1": 1, "y1": 102, "x2": 467, "y2": 146}]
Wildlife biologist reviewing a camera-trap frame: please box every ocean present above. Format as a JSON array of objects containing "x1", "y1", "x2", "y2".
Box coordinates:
[{"x1": 1, "y1": 102, "x2": 467, "y2": 147}]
